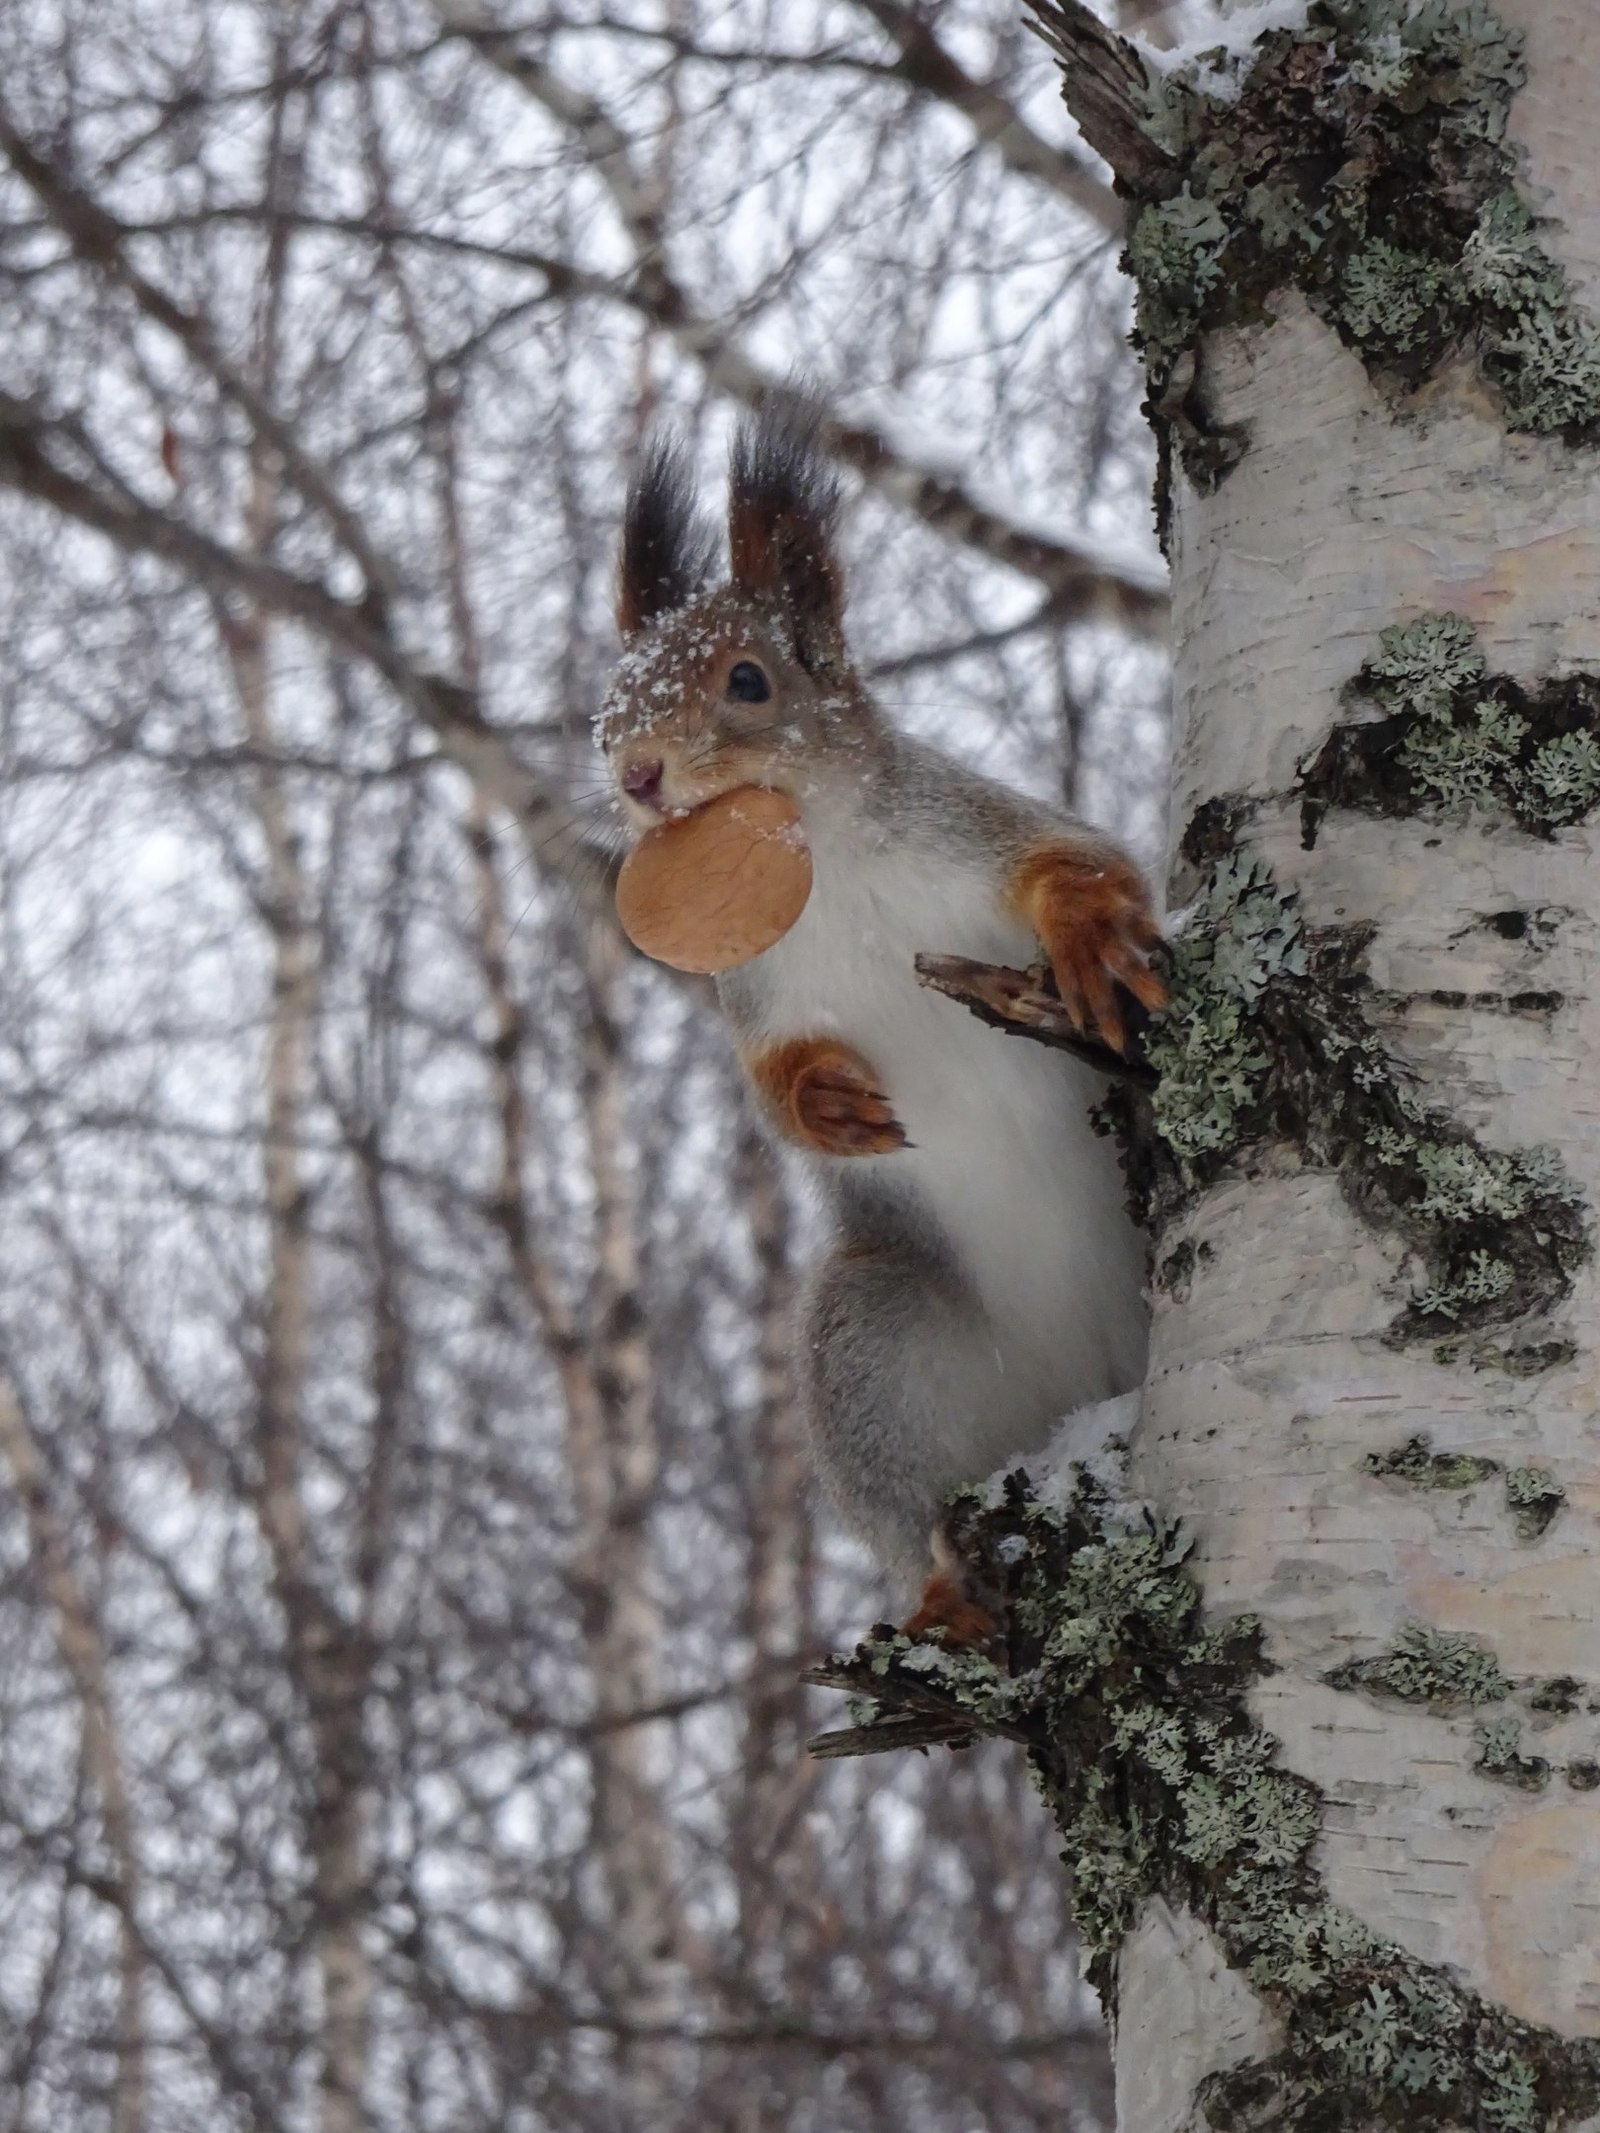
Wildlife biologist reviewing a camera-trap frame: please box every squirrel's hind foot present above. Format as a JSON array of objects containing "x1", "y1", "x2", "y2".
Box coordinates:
[{"x1": 900, "y1": 1525, "x2": 1005, "y2": 1658}]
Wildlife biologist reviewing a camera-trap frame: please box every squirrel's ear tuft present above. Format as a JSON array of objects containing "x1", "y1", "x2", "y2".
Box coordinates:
[
  {"x1": 618, "y1": 437, "x2": 714, "y2": 640},
  {"x1": 728, "y1": 394, "x2": 844, "y2": 670}
]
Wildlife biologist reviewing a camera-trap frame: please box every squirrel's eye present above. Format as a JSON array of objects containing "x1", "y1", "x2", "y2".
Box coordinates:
[{"x1": 726, "y1": 660, "x2": 771, "y2": 703}]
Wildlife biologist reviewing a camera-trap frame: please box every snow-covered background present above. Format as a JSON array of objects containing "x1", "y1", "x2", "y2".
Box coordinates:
[{"x1": 0, "y1": 1, "x2": 1227, "y2": 2126}]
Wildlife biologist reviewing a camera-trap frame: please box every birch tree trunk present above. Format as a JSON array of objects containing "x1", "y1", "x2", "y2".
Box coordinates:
[
  {"x1": 1122, "y1": 3, "x2": 1600, "y2": 2124},
  {"x1": 814, "y1": 4, "x2": 1600, "y2": 2127},
  {"x1": 0, "y1": 1382, "x2": 148, "y2": 2133},
  {"x1": 228, "y1": 67, "x2": 376, "y2": 2125}
]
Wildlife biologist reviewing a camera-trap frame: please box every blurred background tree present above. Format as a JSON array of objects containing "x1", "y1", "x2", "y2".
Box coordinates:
[{"x1": 0, "y1": 2, "x2": 1218, "y2": 2125}]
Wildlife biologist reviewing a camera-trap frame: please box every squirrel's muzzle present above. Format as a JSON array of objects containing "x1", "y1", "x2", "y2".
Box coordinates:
[{"x1": 620, "y1": 756, "x2": 665, "y2": 806}]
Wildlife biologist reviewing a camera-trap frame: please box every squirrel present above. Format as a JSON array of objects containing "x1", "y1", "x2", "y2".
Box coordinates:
[{"x1": 597, "y1": 399, "x2": 1166, "y2": 1643}]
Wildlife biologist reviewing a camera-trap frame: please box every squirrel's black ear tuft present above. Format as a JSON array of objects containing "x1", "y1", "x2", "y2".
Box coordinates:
[
  {"x1": 617, "y1": 437, "x2": 715, "y2": 640},
  {"x1": 728, "y1": 392, "x2": 844, "y2": 670}
]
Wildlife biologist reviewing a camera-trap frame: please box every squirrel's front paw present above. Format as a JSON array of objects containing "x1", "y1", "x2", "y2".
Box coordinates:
[
  {"x1": 798, "y1": 1058, "x2": 910, "y2": 1156},
  {"x1": 747, "y1": 1036, "x2": 909, "y2": 1157},
  {"x1": 1013, "y1": 842, "x2": 1167, "y2": 1057}
]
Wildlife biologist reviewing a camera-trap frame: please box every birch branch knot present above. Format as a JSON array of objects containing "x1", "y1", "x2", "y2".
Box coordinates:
[{"x1": 1022, "y1": 0, "x2": 1177, "y2": 195}]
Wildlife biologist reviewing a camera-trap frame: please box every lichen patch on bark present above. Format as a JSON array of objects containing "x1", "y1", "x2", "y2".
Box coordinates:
[
  {"x1": 1323, "y1": 1621, "x2": 1515, "y2": 1707},
  {"x1": 1100, "y1": 845, "x2": 1589, "y2": 1348},
  {"x1": 1362, "y1": 1435, "x2": 1569, "y2": 1540},
  {"x1": 1116, "y1": 0, "x2": 1600, "y2": 531},
  {"x1": 1366, "y1": 1432, "x2": 1502, "y2": 1491},
  {"x1": 1302, "y1": 613, "x2": 1600, "y2": 844},
  {"x1": 1505, "y1": 1463, "x2": 1567, "y2": 1540},
  {"x1": 1476, "y1": 1715, "x2": 1552, "y2": 1790},
  {"x1": 808, "y1": 1471, "x2": 1600, "y2": 2133}
]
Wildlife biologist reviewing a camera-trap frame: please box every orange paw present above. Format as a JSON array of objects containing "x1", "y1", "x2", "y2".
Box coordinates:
[
  {"x1": 1009, "y1": 841, "x2": 1166, "y2": 1057},
  {"x1": 901, "y1": 1569, "x2": 999, "y2": 1653},
  {"x1": 747, "y1": 1037, "x2": 909, "y2": 1158}
]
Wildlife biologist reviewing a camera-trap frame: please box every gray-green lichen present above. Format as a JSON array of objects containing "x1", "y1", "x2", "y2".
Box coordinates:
[
  {"x1": 1325, "y1": 1622, "x2": 1513, "y2": 1707},
  {"x1": 1475, "y1": 1716, "x2": 1550, "y2": 1791},
  {"x1": 1101, "y1": 848, "x2": 1587, "y2": 1345},
  {"x1": 1143, "y1": 852, "x2": 1305, "y2": 1165},
  {"x1": 1157, "y1": 1234, "x2": 1216, "y2": 1299},
  {"x1": 1433, "y1": 1335, "x2": 1579, "y2": 1378},
  {"x1": 1303, "y1": 614, "x2": 1600, "y2": 841},
  {"x1": 1362, "y1": 1437, "x2": 1568, "y2": 1540},
  {"x1": 1505, "y1": 1464, "x2": 1566, "y2": 1540},
  {"x1": 808, "y1": 1470, "x2": 1600, "y2": 2132},
  {"x1": 1120, "y1": 0, "x2": 1600, "y2": 528},
  {"x1": 1527, "y1": 1676, "x2": 1582, "y2": 1716},
  {"x1": 1365, "y1": 1433, "x2": 1500, "y2": 1490}
]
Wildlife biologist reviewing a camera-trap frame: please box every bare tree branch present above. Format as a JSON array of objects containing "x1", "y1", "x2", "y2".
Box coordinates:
[
  {"x1": 854, "y1": 0, "x2": 1123, "y2": 233},
  {"x1": 914, "y1": 952, "x2": 1157, "y2": 1083},
  {"x1": 0, "y1": 390, "x2": 614, "y2": 902},
  {"x1": 433, "y1": 2, "x2": 1168, "y2": 639},
  {"x1": 0, "y1": 9, "x2": 1133, "y2": 2118},
  {"x1": 0, "y1": 98, "x2": 404, "y2": 619}
]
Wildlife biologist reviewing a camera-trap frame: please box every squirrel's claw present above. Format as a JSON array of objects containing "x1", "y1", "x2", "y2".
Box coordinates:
[
  {"x1": 747, "y1": 1036, "x2": 910, "y2": 1157},
  {"x1": 801, "y1": 1064, "x2": 910, "y2": 1155},
  {"x1": 1023, "y1": 849, "x2": 1168, "y2": 1060}
]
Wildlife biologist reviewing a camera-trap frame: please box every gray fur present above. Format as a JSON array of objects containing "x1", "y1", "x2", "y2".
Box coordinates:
[
  {"x1": 800, "y1": 1185, "x2": 999, "y2": 1585},
  {"x1": 718, "y1": 728, "x2": 1148, "y2": 1602}
]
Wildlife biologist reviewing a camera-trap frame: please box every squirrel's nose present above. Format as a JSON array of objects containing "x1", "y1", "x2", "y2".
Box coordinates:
[{"x1": 621, "y1": 757, "x2": 665, "y2": 805}]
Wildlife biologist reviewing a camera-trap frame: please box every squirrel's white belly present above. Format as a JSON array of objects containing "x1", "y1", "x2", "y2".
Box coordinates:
[{"x1": 748, "y1": 827, "x2": 1147, "y2": 1457}]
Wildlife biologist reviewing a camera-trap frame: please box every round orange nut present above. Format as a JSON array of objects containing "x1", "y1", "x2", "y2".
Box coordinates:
[{"x1": 615, "y1": 785, "x2": 812, "y2": 974}]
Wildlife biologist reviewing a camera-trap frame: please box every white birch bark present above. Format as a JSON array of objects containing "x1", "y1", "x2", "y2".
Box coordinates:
[
  {"x1": 0, "y1": 1380, "x2": 148, "y2": 2133},
  {"x1": 571, "y1": 926, "x2": 696, "y2": 2032},
  {"x1": 226, "y1": 577, "x2": 376, "y2": 2133},
  {"x1": 227, "y1": 145, "x2": 375, "y2": 2107},
  {"x1": 1126, "y1": 1, "x2": 1600, "y2": 2121},
  {"x1": 467, "y1": 813, "x2": 695, "y2": 2087},
  {"x1": 446, "y1": 300, "x2": 690, "y2": 2068},
  {"x1": 728, "y1": 1129, "x2": 824, "y2": 1955}
]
